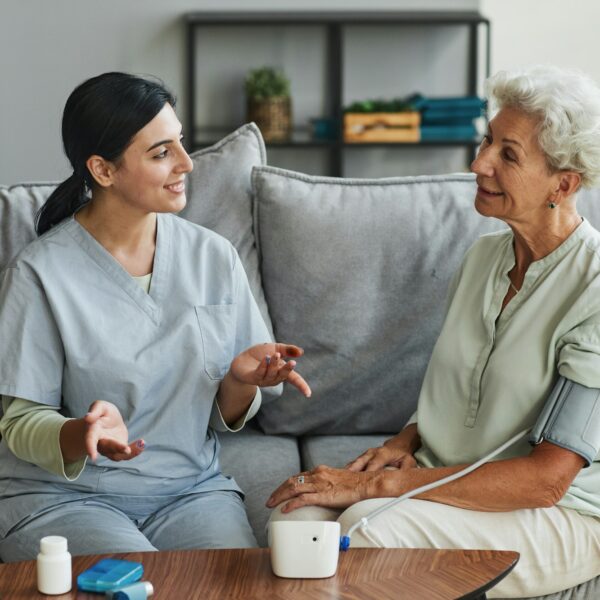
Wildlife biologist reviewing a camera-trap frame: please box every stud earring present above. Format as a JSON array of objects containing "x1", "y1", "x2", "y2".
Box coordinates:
[{"x1": 548, "y1": 201, "x2": 557, "y2": 209}]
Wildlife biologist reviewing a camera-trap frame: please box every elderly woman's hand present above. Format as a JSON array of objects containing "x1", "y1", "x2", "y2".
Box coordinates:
[
  {"x1": 230, "y1": 342, "x2": 311, "y2": 397},
  {"x1": 266, "y1": 465, "x2": 385, "y2": 513},
  {"x1": 346, "y1": 444, "x2": 418, "y2": 472}
]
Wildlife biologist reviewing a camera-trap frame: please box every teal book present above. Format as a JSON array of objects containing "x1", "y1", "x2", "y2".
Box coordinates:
[
  {"x1": 422, "y1": 107, "x2": 484, "y2": 123},
  {"x1": 421, "y1": 96, "x2": 486, "y2": 110},
  {"x1": 420, "y1": 124, "x2": 478, "y2": 141}
]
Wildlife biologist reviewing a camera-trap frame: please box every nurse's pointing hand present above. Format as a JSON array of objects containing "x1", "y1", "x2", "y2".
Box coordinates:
[
  {"x1": 230, "y1": 343, "x2": 312, "y2": 397},
  {"x1": 84, "y1": 400, "x2": 145, "y2": 462}
]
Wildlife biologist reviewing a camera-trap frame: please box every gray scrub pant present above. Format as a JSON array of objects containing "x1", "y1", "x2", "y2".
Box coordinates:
[{"x1": 0, "y1": 490, "x2": 257, "y2": 563}]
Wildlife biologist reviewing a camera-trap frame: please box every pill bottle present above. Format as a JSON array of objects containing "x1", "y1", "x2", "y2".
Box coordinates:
[{"x1": 37, "y1": 535, "x2": 72, "y2": 595}]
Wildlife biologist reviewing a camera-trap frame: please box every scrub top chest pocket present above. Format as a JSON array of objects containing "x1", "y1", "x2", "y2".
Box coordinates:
[{"x1": 195, "y1": 304, "x2": 236, "y2": 380}]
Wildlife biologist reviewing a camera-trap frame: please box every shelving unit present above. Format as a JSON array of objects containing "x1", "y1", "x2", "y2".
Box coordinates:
[{"x1": 185, "y1": 11, "x2": 491, "y2": 177}]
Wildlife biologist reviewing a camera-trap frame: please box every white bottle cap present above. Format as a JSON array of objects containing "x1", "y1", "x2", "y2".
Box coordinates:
[
  {"x1": 144, "y1": 581, "x2": 154, "y2": 596},
  {"x1": 40, "y1": 536, "x2": 68, "y2": 555}
]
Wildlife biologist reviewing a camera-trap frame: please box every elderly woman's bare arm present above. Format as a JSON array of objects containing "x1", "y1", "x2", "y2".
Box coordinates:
[
  {"x1": 380, "y1": 441, "x2": 585, "y2": 511},
  {"x1": 267, "y1": 440, "x2": 585, "y2": 513}
]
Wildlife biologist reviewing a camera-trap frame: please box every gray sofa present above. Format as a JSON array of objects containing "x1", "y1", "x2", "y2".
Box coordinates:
[{"x1": 2, "y1": 123, "x2": 599, "y2": 599}]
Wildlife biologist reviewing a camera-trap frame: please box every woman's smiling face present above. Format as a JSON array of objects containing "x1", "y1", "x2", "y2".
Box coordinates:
[
  {"x1": 108, "y1": 103, "x2": 194, "y2": 214},
  {"x1": 471, "y1": 106, "x2": 560, "y2": 226}
]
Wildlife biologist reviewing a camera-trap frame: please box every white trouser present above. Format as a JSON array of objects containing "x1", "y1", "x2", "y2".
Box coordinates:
[{"x1": 269, "y1": 500, "x2": 600, "y2": 598}]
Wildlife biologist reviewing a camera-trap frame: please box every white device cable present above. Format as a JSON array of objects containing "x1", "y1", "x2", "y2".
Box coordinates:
[{"x1": 340, "y1": 427, "x2": 531, "y2": 550}]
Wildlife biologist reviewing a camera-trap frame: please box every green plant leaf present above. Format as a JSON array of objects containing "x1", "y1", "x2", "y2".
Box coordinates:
[{"x1": 245, "y1": 66, "x2": 290, "y2": 99}]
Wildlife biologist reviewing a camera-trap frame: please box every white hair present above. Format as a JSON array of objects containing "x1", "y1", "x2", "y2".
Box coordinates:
[{"x1": 485, "y1": 65, "x2": 600, "y2": 188}]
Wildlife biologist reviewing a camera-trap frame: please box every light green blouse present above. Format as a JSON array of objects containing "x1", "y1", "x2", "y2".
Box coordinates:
[{"x1": 414, "y1": 219, "x2": 600, "y2": 517}]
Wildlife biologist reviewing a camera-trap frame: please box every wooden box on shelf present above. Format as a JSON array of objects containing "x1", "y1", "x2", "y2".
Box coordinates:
[{"x1": 344, "y1": 112, "x2": 421, "y2": 143}]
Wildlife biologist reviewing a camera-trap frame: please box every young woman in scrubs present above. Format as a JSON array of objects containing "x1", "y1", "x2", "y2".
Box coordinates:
[{"x1": 0, "y1": 72, "x2": 310, "y2": 561}]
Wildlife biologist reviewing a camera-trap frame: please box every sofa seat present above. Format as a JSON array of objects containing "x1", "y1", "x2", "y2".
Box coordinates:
[
  {"x1": 498, "y1": 577, "x2": 600, "y2": 600},
  {"x1": 217, "y1": 422, "x2": 299, "y2": 547}
]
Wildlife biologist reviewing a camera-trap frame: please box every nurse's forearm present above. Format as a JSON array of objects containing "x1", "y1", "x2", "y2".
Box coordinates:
[
  {"x1": 216, "y1": 372, "x2": 257, "y2": 426},
  {"x1": 59, "y1": 418, "x2": 88, "y2": 463}
]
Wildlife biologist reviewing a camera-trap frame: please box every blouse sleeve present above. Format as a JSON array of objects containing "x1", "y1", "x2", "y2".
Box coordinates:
[
  {"x1": 0, "y1": 396, "x2": 86, "y2": 480},
  {"x1": 209, "y1": 388, "x2": 262, "y2": 432},
  {"x1": 558, "y1": 318, "x2": 600, "y2": 388}
]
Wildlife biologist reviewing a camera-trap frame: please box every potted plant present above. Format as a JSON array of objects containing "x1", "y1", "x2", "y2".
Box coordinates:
[{"x1": 245, "y1": 66, "x2": 292, "y2": 141}]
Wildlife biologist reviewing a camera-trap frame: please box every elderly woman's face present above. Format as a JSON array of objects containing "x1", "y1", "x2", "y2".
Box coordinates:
[{"x1": 471, "y1": 106, "x2": 558, "y2": 223}]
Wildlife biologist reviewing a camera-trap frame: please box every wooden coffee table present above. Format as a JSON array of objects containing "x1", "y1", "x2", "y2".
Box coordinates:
[{"x1": 0, "y1": 547, "x2": 518, "y2": 599}]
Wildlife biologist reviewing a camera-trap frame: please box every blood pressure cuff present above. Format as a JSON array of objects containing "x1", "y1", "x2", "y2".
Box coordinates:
[{"x1": 529, "y1": 377, "x2": 600, "y2": 467}]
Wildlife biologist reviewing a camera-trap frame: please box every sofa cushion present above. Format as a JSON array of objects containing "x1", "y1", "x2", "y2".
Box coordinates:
[
  {"x1": 253, "y1": 167, "x2": 502, "y2": 435},
  {"x1": 0, "y1": 183, "x2": 56, "y2": 271},
  {"x1": 180, "y1": 122, "x2": 273, "y2": 334},
  {"x1": 499, "y1": 575, "x2": 600, "y2": 600},
  {"x1": 217, "y1": 422, "x2": 299, "y2": 547},
  {"x1": 1, "y1": 123, "x2": 272, "y2": 334},
  {"x1": 300, "y1": 435, "x2": 389, "y2": 471},
  {"x1": 576, "y1": 187, "x2": 600, "y2": 229}
]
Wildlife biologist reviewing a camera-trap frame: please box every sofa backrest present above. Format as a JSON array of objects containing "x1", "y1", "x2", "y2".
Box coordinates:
[
  {"x1": 0, "y1": 183, "x2": 56, "y2": 271},
  {"x1": 251, "y1": 166, "x2": 600, "y2": 435},
  {"x1": 4, "y1": 123, "x2": 600, "y2": 437},
  {"x1": 0, "y1": 124, "x2": 273, "y2": 335}
]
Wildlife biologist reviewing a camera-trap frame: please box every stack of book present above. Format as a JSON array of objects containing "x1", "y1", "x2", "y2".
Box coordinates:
[
  {"x1": 412, "y1": 95, "x2": 486, "y2": 141},
  {"x1": 342, "y1": 95, "x2": 485, "y2": 143}
]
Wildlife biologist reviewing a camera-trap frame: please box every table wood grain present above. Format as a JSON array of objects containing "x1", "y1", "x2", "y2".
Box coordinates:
[{"x1": 0, "y1": 547, "x2": 519, "y2": 599}]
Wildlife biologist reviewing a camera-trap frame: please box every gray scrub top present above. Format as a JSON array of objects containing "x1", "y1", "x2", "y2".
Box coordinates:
[{"x1": 0, "y1": 213, "x2": 272, "y2": 536}]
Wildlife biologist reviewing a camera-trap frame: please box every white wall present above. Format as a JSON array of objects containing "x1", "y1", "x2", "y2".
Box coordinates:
[
  {"x1": 11, "y1": 0, "x2": 600, "y2": 180},
  {"x1": 0, "y1": 0, "x2": 478, "y2": 182},
  {"x1": 481, "y1": 0, "x2": 600, "y2": 85}
]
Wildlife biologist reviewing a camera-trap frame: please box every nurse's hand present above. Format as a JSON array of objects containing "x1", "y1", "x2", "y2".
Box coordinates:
[
  {"x1": 84, "y1": 400, "x2": 145, "y2": 462},
  {"x1": 230, "y1": 343, "x2": 311, "y2": 397}
]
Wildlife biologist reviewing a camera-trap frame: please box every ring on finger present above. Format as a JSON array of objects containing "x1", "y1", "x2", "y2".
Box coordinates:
[{"x1": 297, "y1": 475, "x2": 305, "y2": 484}]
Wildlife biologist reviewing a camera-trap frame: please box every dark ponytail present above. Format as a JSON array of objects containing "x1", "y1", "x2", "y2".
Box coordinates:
[
  {"x1": 36, "y1": 173, "x2": 88, "y2": 235},
  {"x1": 36, "y1": 72, "x2": 176, "y2": 236}
]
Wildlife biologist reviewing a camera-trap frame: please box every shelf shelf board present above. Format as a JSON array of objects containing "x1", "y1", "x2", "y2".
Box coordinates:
[
  {"x1": 193, "y1": 129, "x2": 338, "y2": 150},
  {"x1": 344, "y1": 138, "x2": 483, "y2": 148},
  {"x1": 185, "y1": 11, "x2": 489, "y2": 26},
  {"x1": 191, "y1": 131, "x2": 482, "y2": 152}
]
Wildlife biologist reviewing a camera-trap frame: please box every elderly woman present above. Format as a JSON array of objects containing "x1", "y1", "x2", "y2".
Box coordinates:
[{"x1": 267, "y1": 65, "x2": 600, "y2": 598}]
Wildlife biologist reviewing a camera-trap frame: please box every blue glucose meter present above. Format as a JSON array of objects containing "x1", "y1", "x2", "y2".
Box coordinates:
[{"x1": 77, "y1": 558, "x2": 144, "y2": 592}]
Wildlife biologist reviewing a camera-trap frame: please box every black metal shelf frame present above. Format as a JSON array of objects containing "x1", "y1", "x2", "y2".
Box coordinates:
[{"x1": 185, "y1": 11, "x2": 491, "y2": 177}]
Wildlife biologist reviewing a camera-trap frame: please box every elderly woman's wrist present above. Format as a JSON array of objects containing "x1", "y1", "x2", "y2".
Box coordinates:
[
  {"x1": 364, "y1": 469, "x2": 402, "y2": 499},
  {"x1": 383, "y1": 425, "x2": 420, "y2": 455}
]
